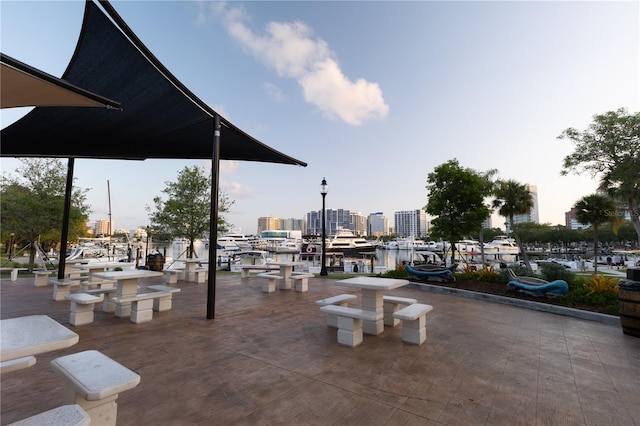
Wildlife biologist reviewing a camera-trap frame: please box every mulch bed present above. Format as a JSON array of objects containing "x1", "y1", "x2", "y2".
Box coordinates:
[{"x1": 415, "y1": 278, "x2": 617, "y2": 315}]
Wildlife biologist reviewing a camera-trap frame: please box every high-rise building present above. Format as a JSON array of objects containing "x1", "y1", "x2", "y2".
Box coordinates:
[
  {"x1": 258, "y1": 216, "x2": 304, "y2": 235},
  {"x1": 94, "y1": 219, "x2": 114, "y2": 236},
  {"x1": 367, "y1": 212, "x2": 389, "y2": 237},
  {"x1": 394, "y1": 209, "x2": 428, "y2": 238},
  {"x1": 306, "y1": 209, "x2": 352, "y2": 235},
  {"x1": 512, "y1": 184, "x2": 539, "y2": 225},
  {"x1": 350, "y1": 212, "x2": 368, "y2": 236},
  {"x1": 505, "y1": 184, "x2": 540, "y2": 233},
  {"x1": 257, "y1": 216, "x2": 281, "y2": 234}
]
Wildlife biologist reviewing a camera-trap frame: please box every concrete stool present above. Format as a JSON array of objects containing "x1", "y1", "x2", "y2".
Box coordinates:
[
  {"x1": 33, "y1": 270, "x2": 53, "y2": 287},
  {"x1": 65, "y1": 293, "x2": 104, "y2": 326},
  {"x1": 383, "y1": 295, "x2": 417, "y2": 327},
  {"x1": 50, "y1": 278, "x2": 80, "y2": 301},
  {"x1": 393, "y1": 303, "x2": 433, "y2": 345},
  {"x1": 147, "y1": 284, "x2": 181, "y2": 311},
  {"x1": 50, "y1": 350, "x2": 140, "y2": 426},
  {"x1": 320, "y1": 305, "x2": 382, "y2": 348},
  {"x1": 315, "y1": 294, "x2": 357, "y2": 328}
]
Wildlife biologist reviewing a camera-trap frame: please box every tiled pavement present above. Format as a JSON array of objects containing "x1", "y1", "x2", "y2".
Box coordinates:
[{"x1": 1, "y1": 273, "x2": 639, "y2": 425}]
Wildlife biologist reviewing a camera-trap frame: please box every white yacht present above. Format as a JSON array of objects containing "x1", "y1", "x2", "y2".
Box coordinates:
[
  {"x1": 325, "y1": 229, "x2": 375, "y2": 256},
  {"x1": 218, "y1": 232, "x2": 252, "y2": 251},
  {"x1": 483, "y1": 236, "x2": 519, "y2": 255}
]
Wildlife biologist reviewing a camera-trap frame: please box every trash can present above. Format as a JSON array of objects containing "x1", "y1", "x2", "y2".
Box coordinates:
[
  {"x1": 146, "y1": 253, "x2": 164, "y2": 272},
  {"x1": 619, "y1": 279, "x2": 640, "y2": 338}
]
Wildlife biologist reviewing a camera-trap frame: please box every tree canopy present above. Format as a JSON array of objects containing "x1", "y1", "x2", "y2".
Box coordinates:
[
  {"x1": 425, "y1": 159, "x2": 495, "y2": 264},
  {"x1": 492, "y1": 179, "x2": 534, "y2": 270},
  {"x1": 147, "y1": 166, "x2": 234, "y2": 258},
  {"x1": 559, "y1": 108, "x2": 640, "y2": 245},
  {"x1": 573, "y1": 193, "x2": 618, "y2": 273},
  {"x1": 0, "y1": 158, "x2": 90, "y2": 270}
]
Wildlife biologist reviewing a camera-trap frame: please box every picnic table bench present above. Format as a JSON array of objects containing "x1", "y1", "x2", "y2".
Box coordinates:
[
  {"x1": 1, "y1": 268, "x2": 28, "y2": 282},
  {"x1": 240, "y1": 264, "x2": 279, "y2": 278}
]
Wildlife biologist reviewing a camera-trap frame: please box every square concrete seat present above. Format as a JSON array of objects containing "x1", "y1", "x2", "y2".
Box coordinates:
[
  {"x1": 319, "y1": 305, "x2": 382, "y2": 348},
  {"x1": 257, "y1": 273, "x2": 283, "y2": 293},
  {"x1": 33, "y1": 270, "x2": 54, "y2": 287},
  {"x1": 147, "y1": 284, "x2": 181, "y2": 311},
  {"x1": 65, "y1": 293, "x2": 104, "y2": 326},
  {"x1": 393, "y1": 303, "x2": 433, "y2": 345},
  {"x1": 315, "y1": 294, "x2": 357, "y2": 328},
  {"x1": 50, "y1": 278, "x2": 81, "y2": 301},
  {"x1": 383, "y1": 295, "x2": 417, "y2": 326},
  {"x1": 291, "y1": 273, "x2": 314, "y2": 292},
  {"x1": 50, "y1": 350, "x2": 140, "y2": 426}
]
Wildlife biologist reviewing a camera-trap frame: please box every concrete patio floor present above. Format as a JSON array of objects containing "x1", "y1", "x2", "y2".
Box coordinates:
[{"x1": 1, "y1": 273, "x2": 639, "y2": 425}]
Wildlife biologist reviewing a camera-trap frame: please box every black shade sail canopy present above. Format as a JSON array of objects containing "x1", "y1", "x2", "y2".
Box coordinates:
[
  {"x1": 0, "y1": 0, "x2": 307, "y2": 167},
  {"x1": 1, "y1": 53, "x2": 121, "y2": 109},
  {"x1": 1, "y1": 0, "x2": 306, "y2": 320}
]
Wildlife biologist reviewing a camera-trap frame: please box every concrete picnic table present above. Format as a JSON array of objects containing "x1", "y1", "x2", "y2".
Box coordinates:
[
  {"x1": 92, "y1": 269, "x2": 163, "y2": 317},
  {"x1": 0, "y1": 315, "x2": 79, "y2": 372},
  {"x1": 176, "y1": 258, "x2": 207, "y2": 282},
  {"x1": 336, "y1": 276, "x2": 409, "y2": 335},
  {"x1": 269, "y1": 261, "x2": 305, "y2": 289}
]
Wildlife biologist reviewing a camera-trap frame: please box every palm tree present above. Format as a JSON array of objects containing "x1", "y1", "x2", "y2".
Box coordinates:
[
  {"x1": 492, "y1": 179, "x2": 534, "y2": 271},
  {"x1": 574, "y1": 193, "x2": 617, "y2": 274}
]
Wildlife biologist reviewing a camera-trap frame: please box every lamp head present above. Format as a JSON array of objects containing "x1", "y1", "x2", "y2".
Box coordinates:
[{"x1": 320, "y1": 177, "x2": 328, "y2": 195}]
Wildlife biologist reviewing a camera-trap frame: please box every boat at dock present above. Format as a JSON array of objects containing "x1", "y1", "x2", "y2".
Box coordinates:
[{"x1": 324, "y1": 229, "x2": 376, "y2": 256}]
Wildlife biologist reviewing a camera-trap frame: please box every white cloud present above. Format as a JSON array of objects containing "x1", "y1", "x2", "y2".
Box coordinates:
[
  {"x1": 262, "y1": 82, "x2": 285, "y2": 102},
  {"x1": 221, "y1": 179, "x2": 254, "y2": 199},
  {"x1": 205, "y1": 3, "x2": 389, "y2": 126}
]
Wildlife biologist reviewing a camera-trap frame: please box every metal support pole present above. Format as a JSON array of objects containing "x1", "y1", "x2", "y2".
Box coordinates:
[{"x1": 206, "y1": 115, "x2": 221, "y2": 320}]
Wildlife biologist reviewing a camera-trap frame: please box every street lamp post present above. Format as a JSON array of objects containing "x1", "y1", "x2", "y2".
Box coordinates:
[{"x1": 320, "y1": 178, "x2": 328, "y2": 276}]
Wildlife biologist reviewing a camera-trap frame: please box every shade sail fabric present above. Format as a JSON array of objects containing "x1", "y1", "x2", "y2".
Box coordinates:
[
  {"x1": 1, "y1": 53, "x2": 121, "y2": 109},
  {"x1": 0, "y1": 1, "x2": 307, "y2": 167}
]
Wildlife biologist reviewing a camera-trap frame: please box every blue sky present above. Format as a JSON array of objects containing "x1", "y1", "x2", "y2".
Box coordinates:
[{"x1": 1, "y1": 1, "x2": 638, "y2": 235}]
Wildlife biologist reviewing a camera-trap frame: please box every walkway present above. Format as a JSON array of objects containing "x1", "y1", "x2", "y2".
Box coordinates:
[{"x1": 1, "y1": 273, "x2": 638, "y2": 425}]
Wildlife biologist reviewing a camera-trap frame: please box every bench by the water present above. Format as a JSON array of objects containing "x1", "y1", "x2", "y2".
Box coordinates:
[
  {"x1": 147, "y1": 284, "x2": 181, "y2": 311},
  {"x1": 319, "y1": 305, "x2": 382, "y2": 348},
  {"x1": 1, "y1": 268, "x2": 28, "y2": 282},
  {"x1": 112, "y1": 291, "x2": 171, "y2": 323},
  {"x1": 290, "y1": 272, "x2": 314, "y2": 292},
  {"x1": 240, "y1": 264, "x2": 279, "y2": 278},
  {"x1": 315, "y1": 294, "x2": 357, "y2": 328},
  {"x1": 257, "y1": 272, "x2": 283, "y2": 293}
]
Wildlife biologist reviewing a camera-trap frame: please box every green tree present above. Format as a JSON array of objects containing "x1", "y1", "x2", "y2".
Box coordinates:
[
  {"x1": 425, "y1": 159, "x2": 495, "y2": 265},
  {"x1": 573, "y1": 193, "x2": 617, "y2": 274},
  {"x1": 559, "y1": 108, "x2": 640, "y2": 246},
  {"x1": 0, "y1": 158, "x2": 90, "y2": 270},
  {"x1": 147, "y1": 166, "x2": 234, "y2": 259},
  {"x1": 491, "y1": 179, "x2": 534, "y2": 270}
]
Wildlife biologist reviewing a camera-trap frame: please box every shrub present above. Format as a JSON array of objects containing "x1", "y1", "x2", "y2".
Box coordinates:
[
  {"x1": 384, "y1": 268, "x2": 408, "y2": 278},
  {"x1": 508, "y1": 264, "x2": 536, "y2": 278},
  {"x1": 474, "y1": 265, "x2": 501, "y2": 282},
  {"x1": 583, "y1": 274, "x2": 619, "y2": 295},
  {"x1": 539, "y1": 262, "x2": 576, "y2": 284}
]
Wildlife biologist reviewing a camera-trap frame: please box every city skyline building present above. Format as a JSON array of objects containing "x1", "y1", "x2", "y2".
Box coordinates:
[
  {"x1": 367, "y1": 212, "x2": 389, "y2": 237},
  {"x1": 94, "y1": 219, "x2": 114, "y2": 236},
  {"x1": 394, "y1": 209, "x2": 428, "y2": 238}
]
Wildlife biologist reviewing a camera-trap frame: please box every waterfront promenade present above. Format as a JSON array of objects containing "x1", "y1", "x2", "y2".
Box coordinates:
[{"x1": 1, "y1": 273, "x2": 639, "y2": 425}]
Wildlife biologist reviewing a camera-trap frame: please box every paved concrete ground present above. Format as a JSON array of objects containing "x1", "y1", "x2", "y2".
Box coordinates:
[{"x1": 1, "y1": 273, "x2": 639, "y2": 425}]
